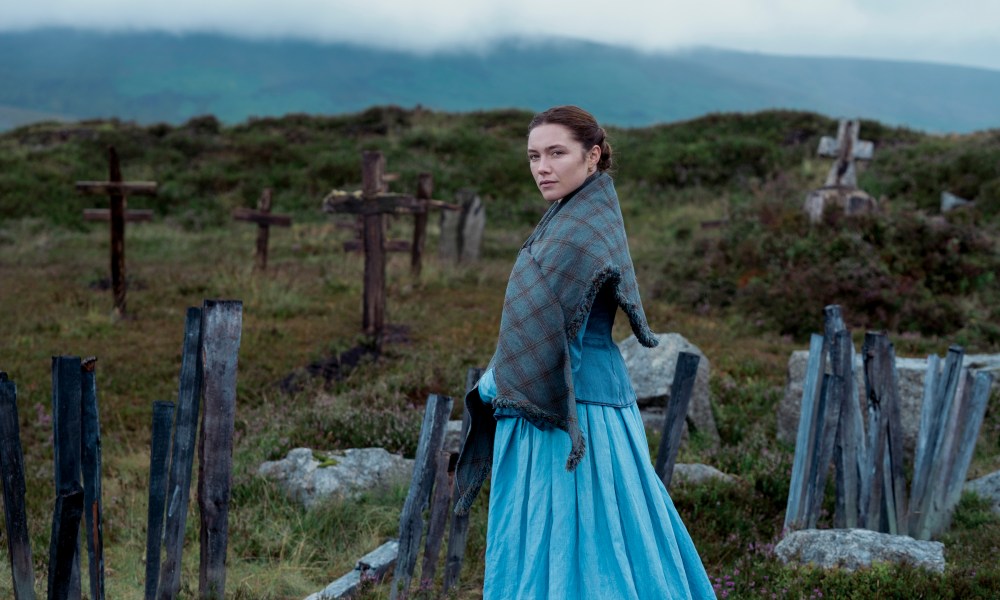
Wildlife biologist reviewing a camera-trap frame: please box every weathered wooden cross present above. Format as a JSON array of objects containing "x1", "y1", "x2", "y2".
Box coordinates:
[
  {"x1": 232, "y1": 188, "x2": 292, "y2": 270},
  {"x1": 76, "y1": 146, "x2": 157, "y2": 317},
  {"x1": 323, "y1": 152, "x2": 454, "y2": 345},
  {"x1": 817, "y1": 119, "x2": 874, "y2": 188},
  {"x1": 340, "y1": 172, "x2": 455, "y2": 277}
]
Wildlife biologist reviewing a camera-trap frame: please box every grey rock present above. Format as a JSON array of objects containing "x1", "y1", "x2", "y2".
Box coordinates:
[
  {"x1": 775, "y1": 528, "x2": 945, "y2": 573},
  {"x1": 668, "y1": 463, "x2": 737, "y2": 488},
  {"x1": 258, "y1": 447, "x2": 413, "y2": 509},
  {"x1": 965, "y1": 470, "x2": 1000, "y2": 516},
  {"x1": 619, "y1": 332, "x2": 719, "y2": 445},
  {"x1": 779, "y1": 351, "x2": 1000, "y2": 457},
  {"x1": 941, "y1": 191, "x2": 974, "y2": 213}
]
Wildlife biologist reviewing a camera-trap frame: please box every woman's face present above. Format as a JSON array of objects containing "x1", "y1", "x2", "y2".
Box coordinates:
[{"x1": 527, "y1": 123, "x2": 600, "y2": 202}]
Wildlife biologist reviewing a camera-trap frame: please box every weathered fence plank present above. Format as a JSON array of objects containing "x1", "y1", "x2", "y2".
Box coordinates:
[
  {"x1": 829, "y1": 327, "x2": 860, "y2": 528},
  {"x1": 912, "y1": 346, "x2": 964, "y2": 539},
  {"x1": 197, "y1": 300, "x2": 243, "y2": 600},
  {"x1": 860, "y1": 333, "x2": 907, "y2": 534},
  {"x1": 0, "y1": 373, "x2": 36, "y2": 600},
  {"x1": 420, "y1": 451, "x2": 456, "y2": 587},
  {"x1": 390, "y1": 393, "x2": 454, "y2": 600},
  {"x1": 145, "y1": 401, "x2": 176, "y2": 600},
  {"x1": 936, "y1": 371, "x2": 994, "y2": 534},
  {"x1": 784, "y1": 333, "x2": 826, "y2": 531},
  {"x1": 305, "y1": 540, "x2": 400, "y2": 600},
  {"x1": 158, "y1": 307, "x2": 204, "y2": 600},
  {"x1": 442, "y1": 367, "x2": 482, "y2": 594},
  {"x1": 655, "y1": 352, "x2": 700, "y2": 488},
  {"x1": 51, "y1": 355, "x2": 83, "y2": 600},
  {"x1": 49, "y1": 487, "x2": 85, "y2": 600},
  {"x1": 80, "y1": 358, "x2": 105, "y2": 600},
  {"x1": 907, "y1": 353, "x2": 941, "y2": 532}
]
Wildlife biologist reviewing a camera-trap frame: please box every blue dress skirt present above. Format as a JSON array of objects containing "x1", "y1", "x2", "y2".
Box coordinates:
[{"x1": 477, "y1": 289, "x2": 716, "y2": 599}]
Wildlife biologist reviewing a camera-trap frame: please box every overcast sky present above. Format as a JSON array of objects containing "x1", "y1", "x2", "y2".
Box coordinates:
[{"x1": 5, "y1": 0, "x2": 1000, "y2": 72}]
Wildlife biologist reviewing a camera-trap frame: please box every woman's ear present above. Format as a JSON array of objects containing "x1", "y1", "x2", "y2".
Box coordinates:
[{"x1": 588, "y1": 145, "x2": 601, "y2": 170}]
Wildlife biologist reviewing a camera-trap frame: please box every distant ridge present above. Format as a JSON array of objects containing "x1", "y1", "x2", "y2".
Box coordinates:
[{"x1": 1, "y1": 28, "x2": 998, "y2": 133}]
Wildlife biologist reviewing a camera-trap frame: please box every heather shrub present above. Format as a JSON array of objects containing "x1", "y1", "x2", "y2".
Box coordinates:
[{"x1": 663, "y1": 198, "x2": 1000, "y2": 340}]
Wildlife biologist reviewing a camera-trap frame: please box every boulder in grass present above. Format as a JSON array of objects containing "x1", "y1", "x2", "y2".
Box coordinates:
[
  {"x1": 668, "y1": 463, "x2": 737, "y2": 489},
  {"x1": 618, "y1": 332, "x2": 720, "y2": 446},
  {"x1": 258, "y1": 447, "x2": 414, "y2": 509},
  {"x1": 965, "y1": 470, "x2": 1000, "y2": 516},
  {"x1": 775, "y1": 528, "x2": 945, "y2": 573}
]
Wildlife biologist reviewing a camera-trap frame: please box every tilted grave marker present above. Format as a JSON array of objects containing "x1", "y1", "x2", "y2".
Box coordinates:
[
  {"x1": 817, "y1": 119, "x2": 874, "y2": 189},
  {"x1": 232, "y1": 188, "x2": 292, "y2": 271},
  {"x1": 439, "y1": 190, "x2": 485, "y2": 263},
  {"x1": 76, "y1": 146, "x2": 158, "y2": 316},
  {"x1": 804, "y1": 120, "x2": 877, "y2": 223}
]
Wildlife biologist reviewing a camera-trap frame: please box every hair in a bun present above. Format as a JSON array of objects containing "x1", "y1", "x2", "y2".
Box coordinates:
[{"x1": 529, "y1": 106, "x2": 613, "y2": 172}]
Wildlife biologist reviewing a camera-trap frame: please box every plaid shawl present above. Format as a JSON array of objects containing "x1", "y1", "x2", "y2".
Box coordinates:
[{"x1": 454, "y1": 172, "x2": 658, "y2": 515}]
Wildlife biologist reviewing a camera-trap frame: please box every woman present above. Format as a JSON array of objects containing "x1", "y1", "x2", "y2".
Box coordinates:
[{"x1": 456, "y1": 106, "x2": 715, "y2": 599}]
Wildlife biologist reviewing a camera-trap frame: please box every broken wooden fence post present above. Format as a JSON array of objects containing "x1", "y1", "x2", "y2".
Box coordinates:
[
  {"x1": 784, "y1": 333, "x2": 826, "y2": 532},
  {"x1": 305, "y1": 540, "x2": 401, "y2": 600},
  {"x1": 0, "y1": 372, "x2": 37, "y2": 600},
  {"x1": 81, "y1": 357, "x2": 105, "y2": 600},
  {"x1": 50, "y1": 487, "x2": 85, "y2": 600},
  {"x1": 145, "y1": 401, "x2": 176, "y2": 600},
  {"x1": 911, "y1": 345, "x2": 964, "y2": 538},
  {"x1": 50, "y1": 355, "x2": 83, "y2": 600},
  {"x1": 420, "y1": 450, "x2": 457, "y2": 588},
  {"x1": 197, "y1": 300, "x2": 243, "y2": 600},
  {"x1": 75, "y1": 146, "x2": 158, "y2": 316},
  {"x1": 805, "y1": 309, "x2": 847, "y2": 528},
  {"x1": 860, "y1": 332, "x2": 908, "y2": 534},
  {"x1": 907, "y1": 353, "x2": 941, "y2": 533},
  {"x1": 158, "y1": 307, "x2": 205, "y2": 600},
  {"x1": 935, "y1": 371, "x2": 994, "y2": 535},
  {"x1": 826, "y1": 309, "x2": 866, "y2": 530},
  {"x1": 390, "y1": 393, "x2": 454, "y2": 600},
  {"x1": 655, "y1": 351, "x2": 700, "y2": 488},
  {"x1": 441, "y1": 367, "x2": 482, "y2": 594},
  {"x1": 232, "y1": 188, "x2": 292, "y2": 271}
]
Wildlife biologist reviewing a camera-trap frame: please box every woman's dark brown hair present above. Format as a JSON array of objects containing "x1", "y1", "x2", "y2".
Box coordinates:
[{"x1": 528, "y1": 105, "x2": 613, "y2": 172}]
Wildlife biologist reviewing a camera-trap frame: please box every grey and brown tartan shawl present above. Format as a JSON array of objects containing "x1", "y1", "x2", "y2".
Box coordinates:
[{"x1": 454, "y1": 172, "x2": 659, "y2": 515}]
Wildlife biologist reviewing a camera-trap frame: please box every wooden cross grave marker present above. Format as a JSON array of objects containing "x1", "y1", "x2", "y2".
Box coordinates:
[
  {"x1": 232, "y1": 188, "x2": 292, "y2": 270},
  {"x1": 76, "y1": 145, "x2": 157, "y2": 317},
  {"x1": 322, "y1": 152, "x2": 456, "y2": 346},
  {"x1": 817, "y1": 118, "x2": 874, "y2": 188},
  {"x1": 340, "y1": 172, "x2": 456, "y2": 277}
]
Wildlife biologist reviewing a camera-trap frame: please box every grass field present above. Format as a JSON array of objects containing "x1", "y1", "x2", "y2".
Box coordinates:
[{"x1": 1, "y1": 109, "x2": 999, "y2": 598}]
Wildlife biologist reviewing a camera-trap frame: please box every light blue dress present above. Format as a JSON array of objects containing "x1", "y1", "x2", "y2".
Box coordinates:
[{"x1": 477, "y1": 286, "x2": 716, "y2": 599}]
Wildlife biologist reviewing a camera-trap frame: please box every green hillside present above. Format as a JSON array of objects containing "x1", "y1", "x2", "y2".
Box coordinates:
[{"x1": 1, "y1": 29, "x2": 1000, "y2": 132}]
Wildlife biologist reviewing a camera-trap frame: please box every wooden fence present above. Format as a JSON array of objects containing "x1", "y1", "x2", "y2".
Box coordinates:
[
  {"x1": 0, "y1": 299, "x2": 243, "y2": 599},
  {"x1": 784, "y1": 305, "x2": 994, "y2": 539}
]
